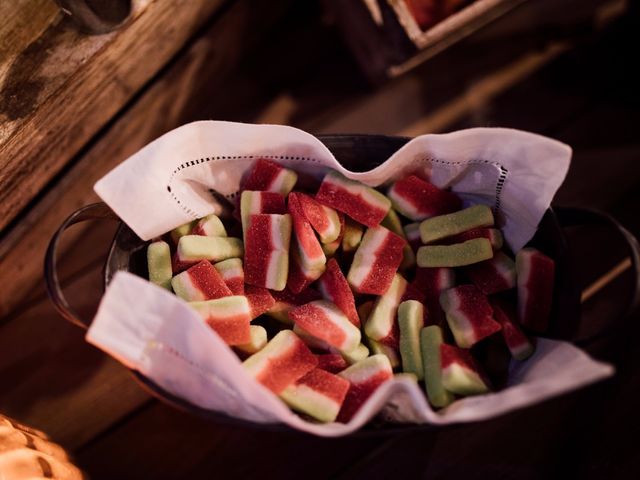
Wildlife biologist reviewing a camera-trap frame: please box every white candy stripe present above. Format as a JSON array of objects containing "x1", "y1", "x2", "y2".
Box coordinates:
[
  {"x1": 364, "y1": 274, "x2": 407, "y2": 340},
  {"x1": 265, "y1": 250, "x2": 288, "y2": 291},
  {"x1": 338, "y1": 355, "x2": 391, "y2": 384},
  {"x1": 348, "y1": 227, "x2": 388, "y2": 287},
  {"x1": 318, "y1": 302, "x2": 360, "y2": 352},
  {"x1": 243, "y1": 330, "x2": 298, "y2": 376}
]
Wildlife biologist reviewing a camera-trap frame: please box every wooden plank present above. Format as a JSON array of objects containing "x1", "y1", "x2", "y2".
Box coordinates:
[
  {"x1": 0, "y1": 0, "x2": 292, "y2": 318},
  {"x1": 0, "y1": 0, "x2": 227, "y2": 232}
]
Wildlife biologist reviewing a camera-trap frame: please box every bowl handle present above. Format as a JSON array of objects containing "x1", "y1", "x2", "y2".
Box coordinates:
[
  {"x1": 554, "y1": 206, "x2": 640, "y2": 344},
  {"x1": 44, "y1": 202, "x2": 119, "y2": 330}
]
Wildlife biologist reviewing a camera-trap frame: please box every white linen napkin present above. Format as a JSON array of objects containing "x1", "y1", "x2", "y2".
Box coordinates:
[{"x1": 88, "y1": 121, "x2": 613, "y2": 436}]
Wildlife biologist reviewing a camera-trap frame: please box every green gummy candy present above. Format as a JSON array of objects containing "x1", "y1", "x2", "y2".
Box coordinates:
[
  {"x1": 417, "y1": 238, "x2": 493, "y2": 267},
  {"x1": 178, "y1": 235, "x2": 244, "y2": 262},
  {"x1": 170, "y1": 220, "x2": 196, "y2": 244},
  {"x1": 421, "y1": 326, "x2": 454, "y2": 408},
  {"x1": 147, "y1": 241, "x2": 172, "y2": 290},
  {"x1": 419, "y1": 205, "x2": 494, "y2": 244},
  {"x1": 398, "y1": 300, "x2": 425, "y2": 380}
]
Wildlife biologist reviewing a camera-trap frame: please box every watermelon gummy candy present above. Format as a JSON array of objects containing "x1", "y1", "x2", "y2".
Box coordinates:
[
  {"x1": 244, "y1": 285, "x2": 276, "y2": 319},
  {"x1": 267, "y1": 287, "x2": 321, "y2": 324},
  {"x1": 316, "y1": 353, "x2": 349, "y2": 374},
  {"x1": 441, "y1": 343, "x2": 490, "y2": 395},
  {"x1": 388, "y1": 175, "x2": 461, "y2": 221},
  {"x1": 417, "y1": 238, "x2": 493, "y2": 268},
  {"x1": 341, "y1": 344, "x2": 370, "y2": 365},
  {"x1": 465, "y1": 251, "x2": 516, "y2": 295},
  {"x1": 243, "y1": 330, "x2": 318, "y2": 394},
  {"x1": 170, "y1": 220, "x2": 196, "y2": 245},
  {"x1": 297, "y1": 193, "x2": 342, "y2": 244},
  {"x1": 213, "y1": 258, "x2": 244, "y2": 295},
  {"x1": 446, "y1": 228, "x2": 503, "y2": 250},
  {"x1": 192, "y1": 214, "x2": 227, "y2": 237},
  {"x1": 516, "y1": 248, "x2": 555, "y2": 333},
  {"x1": 363, "y1": 273, "x2": 408, "y2": 348},
  {"x1": 147, "y1": 241, "x2": 172, "y2": 290},
  {"x1": 318, "y1": 258, "x2": 360, "y2": 327},
  {"x1": 244, "y1": 213, "x2": 291, "y2": 291},
  {"x1": 337, "y1": 355, "x2": 393, "y2": 423},
  {"x1": 287, "y1": 248, "x2": 326, "y2": 294},
  {"x1": 280, "y1": 368, "x2": 350, "y2": 423},
  {"x1": 235, "y1": 325, "x2": 268, "y2": 355},
  {"x1": 288, "y1": 192, "x2": 327, "y2": 272},
  {"x1": 347, "y1": 225, "x2": 406, "y2": 295},
  {"x1": 341, "y1": 218, "x2": 364, "y2": 253},
  {"x1": 171, "y1": 260, "x2": 232, "y2": 302},
  {"x1": 289, "y1": 300, "x2": 362, "y2": 354},
  {"x1": 240, "y1": 190, "x2": 286, "y2": 240},
  {"x1": 316, "y1": 171, "x2": 391, "y2": 227},
  {"x1": 176, "y1": 235, "x2": 244, "y2": 264},
  {"x1": 241, "y1": 158, "x2": 298, "y2": 196},
  {"x1": 293, "y1": 323, "x2": 332, "y2": 351},
  {"x1": 382, "y1": 208, "x2": 416, "y2": 270},
  {"x1": 419, "y1": 205, "x2": 494, "y2": 244},
  {"x1": 189, "y1": 296, "x2": 252, "y2": 345},
  {"x1": 367, "y1": 338, "x2": 400, "y2": 369},
  {"x1": 412, "y1": 267, "x2": 455, "y2": 326},
  {"x1": 490, "y1": 299, "x2": 534, "y2": 361},
  {"x1": 321, "y1": 212, "x2": 345, "y2": 256},
  {"x1": 440, "y1": 285, "x2": 501, "y2": 348},
  {"x1": 398, "y1": 300, "x2": 425, "y2": 380},
  {"x1": 421, "y1": 326, "x2": 454, "y2": 408}
]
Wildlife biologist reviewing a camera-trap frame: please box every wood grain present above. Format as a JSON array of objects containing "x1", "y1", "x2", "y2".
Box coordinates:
[
  {"x1": 0, "y1": 0, "x2": 291, "y2": 318},
  {"x1": 0, "y1": 0, "x2": 227, "y2": 232}
]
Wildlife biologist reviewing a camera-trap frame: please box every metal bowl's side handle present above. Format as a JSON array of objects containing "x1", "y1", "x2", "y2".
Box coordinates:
[
  {"x1": 45, "y1": 202, "x2": 119, "y2": 330},
  {"x1": 554, "y1": 206, "x2": 640, "y2": 342}
]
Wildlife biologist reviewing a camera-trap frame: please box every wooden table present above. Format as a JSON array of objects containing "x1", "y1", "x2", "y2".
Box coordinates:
[{"x1": 1, "y1": 1, "x2": 639, "y2": 478}]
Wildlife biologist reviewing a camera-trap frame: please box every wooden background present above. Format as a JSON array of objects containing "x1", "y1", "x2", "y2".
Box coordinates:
[{"x1": 0, "y1": 0, "x2": 639, "y2": 478}]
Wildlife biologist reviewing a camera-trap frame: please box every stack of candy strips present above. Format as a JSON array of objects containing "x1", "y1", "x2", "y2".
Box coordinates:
[{"x1": 145, "y1": 158, "x2": 555, "y2": 423}]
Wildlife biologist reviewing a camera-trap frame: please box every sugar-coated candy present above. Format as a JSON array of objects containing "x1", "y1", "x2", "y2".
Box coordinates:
[
  {"x1": 176, "y1": 235, "x2": 244, "y2": 264},
  {"x1": 419, "y1": 205, "x2": 494, "y2": 244},
  {"x1": 280, "y1": 368, "x2": 350, "y2": 423},
  {"x1": 417, "y1": 238, "x2": 493, "y2": 268},
  {"x1": 446, "y1": 228, "x2": 503, "y2": 250},
  {"x1": 516, "y1": 248, "x2": 555, "y2": 333},
  {"x1": 388, "y1": 175, "x2": 461, "y2": 221},
  {"x1": 244, "y1": 213, "x2": 291, "y2": 291},
  {"x1": 235, "y1": 325, "x2": 268, "y2": 355},
  {"x1": 213, "y1": 258, "x2": 244, "y2": 295},
  {"x1": 241, "y1": 158, "x2": 298, "y2": 196},
  {"x1": 382, "y1": 208, "x2": 416, "y2": 270},
  {"x1": 267, "y1": 287, "x2": 321, "y2": 324},
  {"x1": 243, "y1": 330, "x2": 318, "y2": 394},
  {"x1": 440, "y1": 285, "x2": 501, "y2": 348},
  {"x1": 341, "y1": 344, "x2": 370, "y2": 364},
  {"x1": 398, "y1": 300, "x2": 425, "y2": 380},
  {"x1": 337, "y1": 355, "x2": 393, "y2": 422},
  {"x1": 287, "y1": 248, "x2": 325, "y2": 293},
  {"x1": 297, "y1": 193, "x2": 342, "y2": 244},
  {"x1": 244, "y1": 285, "x2": 276, "y2": 319},
  {"x1": 170, "y1": 220, "x2": 196, "y2": 244},
  {"x1": 441, "y1": 343, "x2": 490, "y2": 395},
  {"x1": 421, "y1": 326, "x2": 454, "y2": 408},
  {"x1": 490, "y1": 299, "x2": 534, "y2": 361},
  {"x1": 412, "y1": 267, "x2": 455, "y2": 326},
  {"x1": 367, "y1": 338, "x2": 400, "y2": 369},
  {"x1": 172, "y1": 260, "x2": 232, "y2": 302},
  {"x1": 189, "y1": 296, "x2": 252, "y2": 345},
  {"x1": 147, "y1": 241, "x2": 172, "y2": 290},
  {"x1": 288, "y1": 192, "x2": 327, "y2": 271},
  {"x1": 364, "y1": 274, "x2": 408, "y2": 348},
  {"x1": 318, "y1": 258, "x2": 360, "y2": 327},
  {"x1": 316, "y1": 171, "x2": 391, "y2": 227},
  {"x1": 290, "y1": 300, "x2": 362, "y2": 354},
  {"x1": 465, "y1": 251, "x2": 516, "y2": 295},
  {"x1": 321, "y1": 212, "x2": 345, "y2": 256},
  {"x1": 347, "y1": 225, "x2": 406, "y2": 295},
  {"x1": 293, "y1": 323, "x2": 332, "y2": 351},
  {"x1": 316, "y1": 353, "x2": 349, "y2": 374},
  {"x1": 240, "y1": 190, "x2": 287, "y2": 240},
  {"x1": 341, "y1": 218, "x2": 364, "y2": 253},
  {"x1": 192, "y1": 214, "x2": 227, "y2": 237}
]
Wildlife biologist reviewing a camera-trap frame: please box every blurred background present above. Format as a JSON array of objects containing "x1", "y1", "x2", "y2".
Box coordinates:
[{"x1": 0, "y1": 0, "x2": 638, "y2": 478}]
